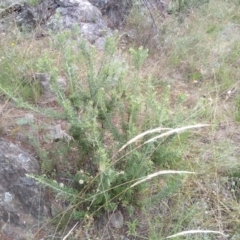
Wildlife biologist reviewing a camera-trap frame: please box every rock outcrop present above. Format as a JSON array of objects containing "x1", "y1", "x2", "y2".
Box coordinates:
[
  {"x1": 46, "y1": 0, "x2": 109, "y2": 48},
  {"x1": 0, "y1": 138, "x2": 45, "y2": 240},
  {"x1": 0, "y1": 0, "x2": 111, "y2": 49}
]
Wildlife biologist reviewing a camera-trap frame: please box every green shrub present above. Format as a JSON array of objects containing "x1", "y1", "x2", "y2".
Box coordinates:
[{"x1": 0, "y1": 27, "x2": 191, "y2": 227}]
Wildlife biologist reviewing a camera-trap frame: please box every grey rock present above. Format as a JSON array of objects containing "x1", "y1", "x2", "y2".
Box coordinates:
[
  {"x1": 46, "y1": 0, "x2": 110, "y2": 46},
  {"x1": 15, "y1": 2, "x2": 36, "y2": 31},
  {"x1": 110, "y1": 210, "x2": 124, "y2": 229},
  {"x1": 1, "y1": 0, "x2": 115, "y2": 48},
  {"x1": 0, "y1": 2, "x2": 37, "y2": 31},
  {"x1": 0, "y1": 0, "x2": 111, "y2": 47},
  {"x1": 0, "y1": 138, "x2": 46, "y2": 240},
  {"x1": 0, "y1": 0, "x2": 24, "y2": 8}
]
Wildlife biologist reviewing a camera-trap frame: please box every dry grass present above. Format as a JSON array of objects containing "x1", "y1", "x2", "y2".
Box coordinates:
[
  {"x1": 130, "y1": 170, "x2": 195, "y2": 188},
  {"x1": 166, "y1": 230, "x2": 228, "y2": 239}
]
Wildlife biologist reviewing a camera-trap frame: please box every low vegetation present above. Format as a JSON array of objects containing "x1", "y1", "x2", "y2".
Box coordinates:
[{"x1": 1, "y1": 0, "x2": 240, "y2": 239}]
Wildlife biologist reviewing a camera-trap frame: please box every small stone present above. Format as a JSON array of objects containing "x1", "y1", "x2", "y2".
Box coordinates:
[
  {"x1": 110, "y1": 210, "x2": 124, "y2": 229},
  {"x1": 4, "y1": 192, "x2": 13, "y2": 203},
  {"x1": 18, "y1": 153, "x2": 30, "y2": 162}
]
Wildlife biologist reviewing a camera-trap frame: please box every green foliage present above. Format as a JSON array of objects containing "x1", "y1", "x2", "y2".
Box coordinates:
[
  {"x1": 127, "y1": 218, "x2": 139, "y2": 236},
  {"x1": 0, "y1": 44, "x2": 35, "y2": 102},
  {"x1": 26, "y1": 29, "x2": 183, "y2": 217},
  {"x1": 27, "y1": 0, "x2": 40, "y2": 6},
  {"x1": 129, "y1": 46, "x2": 149, "y2": 70},
  {"x1": 168, "y1": 0, "x2": 209, "y2": 13},
  {"x1": 0, "y1": 26, "x2": 188, "y2": 230},
  {"x1": 144, "y1": 176, "x2": 183, "y2": 206},
  {"x1": 152, "y1": 141, "x2": 182, "y2": 168}
]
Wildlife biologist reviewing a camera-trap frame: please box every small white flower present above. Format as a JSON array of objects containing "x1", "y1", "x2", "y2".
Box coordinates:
[
  {"x1": 59, "y1": 183, "x2": 64, "y2": 188},
  {"x1": 79, "y1": 179, "x2": 84, "y2": 185}
]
